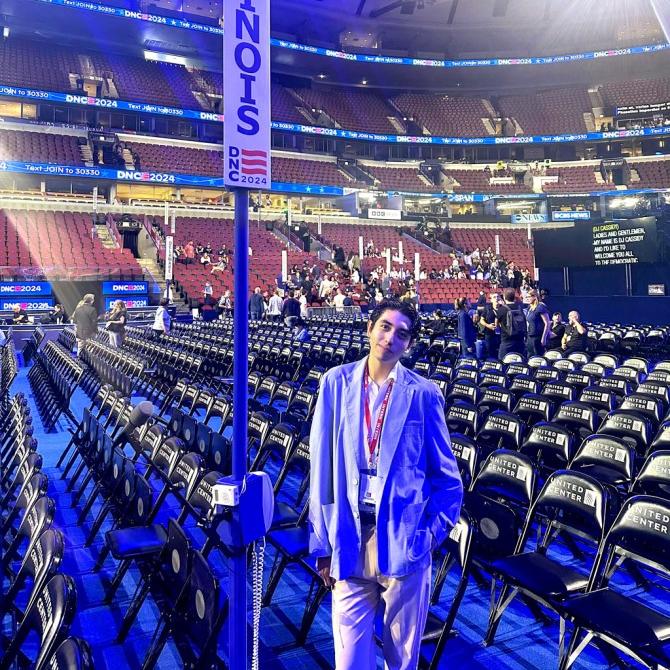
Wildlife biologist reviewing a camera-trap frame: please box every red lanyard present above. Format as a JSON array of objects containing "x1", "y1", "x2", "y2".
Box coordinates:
[{"x1": 363, "y1": 368, "x2": 394, "y2": 467}]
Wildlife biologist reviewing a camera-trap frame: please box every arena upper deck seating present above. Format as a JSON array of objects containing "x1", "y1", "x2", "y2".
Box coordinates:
[
  {"x1": 363, "y1": 165, "x2": 435, "y2": 192},
  {"x1": 600, "y1": 75, "x2": 670, "y2": 108},
  {"x1": 0, "y1": 210, "x2": 142, "y2": 279},
  {"x1": 497, "y1": 87, "x2": 592, "y2": 135},
  {"x1": 4, "y1": 36, "x2": 670, "y2": 141},
  {"x1": 1, "y1": 129, "x2": 82, "y2": 166},
  {"x1": 392, "y1": 93, "x2": 492, "y2": 137},
  {"x1": 628, "y1": 158, "x2": 670, "y2": 189},
  {"x1": 293, "y1": 85, "x2": 400, "y2": 135},
  {"x1": 542, "y1": 165, "x2": 610, "y2": 193}
]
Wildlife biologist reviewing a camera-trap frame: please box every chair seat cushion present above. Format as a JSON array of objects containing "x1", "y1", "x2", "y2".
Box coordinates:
[
  {"x1": 422, "y1": 610, "x2": 445, "y2": 641},
  {"x1": 272, "y1": 502, "x2": 299, "y2": 529},
  {"x1": 562, "y1": 589, "x2": 670, "y2": 647},
  {"x1": 267, "y1": 525, "x2": 309, "y2": 559},
  {"x1": 106, "y1": 524, "x2": 168, "y2": 560},
  {"x1": 491, "y1": 552, "x2": 589, "y2": 598}
]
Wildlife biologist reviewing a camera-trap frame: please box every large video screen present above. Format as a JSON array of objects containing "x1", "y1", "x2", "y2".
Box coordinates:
[{"x1": 534, "y1": 217, "x2": 658, "y2": 268}]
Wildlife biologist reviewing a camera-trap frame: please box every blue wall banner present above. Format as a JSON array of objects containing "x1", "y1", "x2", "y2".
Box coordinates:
[
  {"x1": 3, "y1": 84, "x2": 670, "y2": 147},
  {"x1": 104, "y1": 296, "x2": 148, "y2": 310},
  {"x1": 31, "y1": 0, "x2": 670, "y2": 68},
  {"x1": 552, "y1": 210, "x2": 592, "y2": 221},
  {"x1": 102, "y1": 281, "x2": 148, "y2": 295},
  {"x1": 0, "y1": 160, "x2": 344, "y2": 195},
  {"x1": 0, "y1": 281, "x2": 52, "y2": 296},
  {"x1": 1, "y1": 298, "x2": 54, "y2": 310}
]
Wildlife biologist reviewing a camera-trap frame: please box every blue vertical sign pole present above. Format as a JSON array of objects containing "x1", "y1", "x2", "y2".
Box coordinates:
[
  {"x1": 224, "y1": 1, "x2": 272, "y2": 669},
  {"x1": 230, "y1": 187, "x2": 249, "y2": 670}
]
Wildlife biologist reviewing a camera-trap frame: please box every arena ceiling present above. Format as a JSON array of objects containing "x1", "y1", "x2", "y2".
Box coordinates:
[{"x1": 0, "y1": 0, "x2": 668, "y2": 91}]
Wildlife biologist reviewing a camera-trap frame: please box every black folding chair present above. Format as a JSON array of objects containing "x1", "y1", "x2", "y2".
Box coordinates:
[
  {"x1": 0, "y1": 574, "x2": 77, "y2": 670},
  {"x1": 485, "y1": 471, "x2": 608, "y2": 648},
  {"x1": 558, "y1": 495, "x2": 670, "y2": 670},
  {"x1": 44, "y1": 637, "x2": 94, "y2": 670}
]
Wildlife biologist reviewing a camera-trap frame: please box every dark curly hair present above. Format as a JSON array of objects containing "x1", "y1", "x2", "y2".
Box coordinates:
[{"x1": 368, "y1": 298, "x2": 420, "y2": 342}]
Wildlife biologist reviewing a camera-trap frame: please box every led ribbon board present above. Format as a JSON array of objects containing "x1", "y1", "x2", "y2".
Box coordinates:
[
  {"x1": 0, "y1": 160, "x2": 344, "y2": 195},
  {"x1": 3, "y1": 85, "x2": 670, "y2": 146},
  {"x1": 31, "y1": 0, "x2": 670, "y2": 67}
]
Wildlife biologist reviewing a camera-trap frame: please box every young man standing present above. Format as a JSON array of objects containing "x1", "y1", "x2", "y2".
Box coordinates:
[
  {"x1": 309, "y1": 299, "x2": 463, "y2": 670},
  {"x1": 493, "y1": 287, "x2": 527, "y2": 358}
]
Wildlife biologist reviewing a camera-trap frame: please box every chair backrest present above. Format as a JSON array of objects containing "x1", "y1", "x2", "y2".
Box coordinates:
[
  {"x1": 578, "y1": 386, "x2": 617, "y2": 415},
  {"x1": 541, "y1": 380, "x2": 576, "y2": 403},
  {"x1": 592, "y1": 495, "x2": 670, "y2": 592},
  {"x1": 514, "y1": 393, "x2": 554, "y2": 424},
  {"x1": 170, "y1": 452, "x2": 204, "y2": 500},
  {"x1": 449, "y1": 433, "x2": 479, "y2": 490},
  {"x1": 18, "y1": 528, "x2": 65, "y2": 615},
  {"x1": 581, "y1": 361, "x2": 606, "y2": 379},
  {"x1": 180, "y1": 550, "x2": 226, "y2": 658},
  {"x1": 619, "y1": 393, "x2": 663, "y2": 426},
  {"x1": 570, "y1": 434, "x2": 636, "y2": 487},
  {"x1": 478, "y1": 386, "x2": 513, "y2": 415},
  {"x1": 509, "y1": 374, "x2": 540, "y2": 397},
  {"x1": 479, "y1": 370, "x2": 507, "y2": 388},
  {"x1": 466, "y1": 449, "x2": 537, "y2": 560},
  {"x1": 565, "y1": 371, "x2": 594, "y2": 390},
  {"x1": 553, "y1": 400, "x2": 598, "y2": 437},
  {"x1": 447, "y1": 379, "x2": 479, "y2": 405},
  {"x1": 44, "y1": 637, "x2": 94, "y2": 670},
  {"x1": 593, "y1": 353, "x2": 618, "y2": 371},
  {"x1": 445, "y1": 401, "x2": 480, "y2": 437},
  {"x1": 505, "y1": 362, "x2": 531, "y2": 378},
  {"x1": 598, "y1": 410, "x2": 652, "y2": 454},
  {"x1": 631, "y1": 450, "x2": 670, "y2": 500},
  {"x1": 186, "y1": 470, "x2": 223, "y2": 523},
  {"x1": 152, "y1": 435, "x2": 185, "y2": 479},
  {"x1": 534, "y1": 366, "x2": 561, "y2": 384},
  {"x1": 477, "y1": 410, "x2": 524, "y2": 452},
  {"x1": 520, "y1": 421, "x2": 575, "y2": 472},
  {"x1": 2, "y1": 573, "x2": 77, "y2": 670},
  {"x1": 520, "y1": 470, "x2": 608, "y2": 552},
  {"x1": 159, "y1": 518, "x2": 191, "y2": 605},
  {"x1": 650, "y1": 421, "x2": 670, "y2": 454},
  {"x1": 527, "y1": 355, "x2": 548, "y2": 368}
]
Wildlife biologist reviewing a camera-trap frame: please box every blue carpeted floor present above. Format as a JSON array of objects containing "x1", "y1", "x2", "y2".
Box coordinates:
[{"x1": 12, "y1": 362, "x2": 636, "y2": 669}]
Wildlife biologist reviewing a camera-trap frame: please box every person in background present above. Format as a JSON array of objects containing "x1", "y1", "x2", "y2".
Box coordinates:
[
  {"x1": 72, "y1": 293, "x2": 98, "y2": 357},
  {"x1": 11, "y1": 305, "x2": 30, "y2": 324},
  {"x1": 562, "y1": 310, "x2": 588, "y2": 355},
  {"x1": 292, "y1": 317, "x2": 311, "y2": 342},
  {"x1": 525, "y1": 289, "x2": 551, "y2": 356},
  {"x1": 546, "y1": 312, "x2": 566, "y2": 351},
  {"x1": 152, "y1": 297, "x2": 171, "y2": 338},
  {"x1": 455, "y1": 297, "x2": 477, "y2": 356},
  {"x1": 282, "y1": 289, "x2": 301, "y2": 326},
  {"x1": 106, "y1": 299, "x2": 128, "y2": 348},
  {"x1": 267, "y1": 289, "x2": 283, "y2": 321},
  {"x1": 479, "y1": 292, "x2": 500, "y2": 359},
  {"x1": 218, "y1": 290, "x2": 232, "y2": 317},
  {"x1": 249, "y1": 286, "x2": 265, "y2": 321},
  {"x1": 494, "y1": 288, "x2": 527, "y2": 358}
]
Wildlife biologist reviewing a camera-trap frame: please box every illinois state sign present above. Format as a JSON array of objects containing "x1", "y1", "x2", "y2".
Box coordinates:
[{"x1": 224, "y1": 0, "x2": 271, "y2": 190}]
